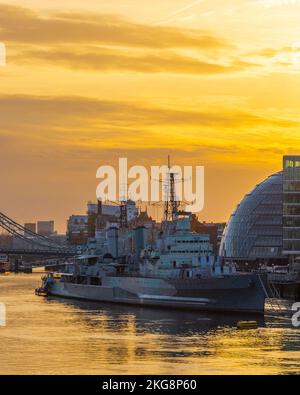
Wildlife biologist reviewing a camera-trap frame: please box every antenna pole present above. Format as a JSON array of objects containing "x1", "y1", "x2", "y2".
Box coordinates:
[{"x1": 163, "y1": 155, "x2": 180, "y2": 222}]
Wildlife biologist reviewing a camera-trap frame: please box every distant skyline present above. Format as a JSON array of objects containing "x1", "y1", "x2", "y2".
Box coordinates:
[{"x1": 1, "y1": 1, "x2": 300, "y2": 232}]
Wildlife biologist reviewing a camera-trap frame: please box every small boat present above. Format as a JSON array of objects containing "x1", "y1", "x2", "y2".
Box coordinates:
[
  {"x1": 35, "y1": 287, "x2": 48, "y2": 297},
  {"x1": 237, "y1": 321, "x2": 258, "y2": 330}
]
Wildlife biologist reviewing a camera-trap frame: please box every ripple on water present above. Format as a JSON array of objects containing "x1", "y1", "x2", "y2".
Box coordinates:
[{"x1": 0, "y1": 273, "x2": 299, "y2": 374}]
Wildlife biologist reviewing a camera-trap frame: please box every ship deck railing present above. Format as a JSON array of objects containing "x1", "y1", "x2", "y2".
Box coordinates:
[{"x1": 268, "y1": 272, "x2": 300, "y2": 283}]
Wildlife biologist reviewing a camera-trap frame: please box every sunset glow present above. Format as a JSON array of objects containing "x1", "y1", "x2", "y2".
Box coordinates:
[{"x1": 1, "y1": 0, "x2": 300, "y2": 231}]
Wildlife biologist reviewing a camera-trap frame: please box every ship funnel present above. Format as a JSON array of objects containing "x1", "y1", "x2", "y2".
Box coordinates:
[{"x1": 97, "y1": 199, "x2": 102, "y2": 215}]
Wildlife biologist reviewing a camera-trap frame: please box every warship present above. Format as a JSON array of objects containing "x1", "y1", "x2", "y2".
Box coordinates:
[{"x1": 36, "y1": 211, "x2": 267, "y2": 314}]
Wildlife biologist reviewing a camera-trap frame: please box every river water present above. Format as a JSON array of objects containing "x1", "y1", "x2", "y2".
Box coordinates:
[{"x1": 0, "y1": 273, "x2": 299, "y2": 374}]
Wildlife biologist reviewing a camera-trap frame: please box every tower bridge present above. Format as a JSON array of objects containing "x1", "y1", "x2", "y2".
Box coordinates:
[{"x1": 0, "y1": 211, "x2": 78, "y2": 258}]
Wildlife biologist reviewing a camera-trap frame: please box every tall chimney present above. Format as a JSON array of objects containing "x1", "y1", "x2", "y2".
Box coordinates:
[{"x1": 97, "y1": 199, "x2": 102, "y2": 215}]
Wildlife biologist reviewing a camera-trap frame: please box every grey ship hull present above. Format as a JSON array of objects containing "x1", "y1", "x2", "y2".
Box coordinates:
[{"x1": 48, "y1": 273, "x2": 266, "y2": 314}]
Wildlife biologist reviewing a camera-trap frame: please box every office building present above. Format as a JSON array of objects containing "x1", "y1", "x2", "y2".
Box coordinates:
[
  {"x1": 37, "y1": 220, "x2": 55, "y2": 236},
  {"x1": 282, "y1": 155, "x2": 300, "y2": 261},
  {"x1": 24, "y1": 223, "x2": 36, "y2": 235}
]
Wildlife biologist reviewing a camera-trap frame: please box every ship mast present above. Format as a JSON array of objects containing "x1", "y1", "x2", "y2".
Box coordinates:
[
  {"x1": 119, "y1": 180, "x2": 128, "y2": 229},
  {"x1": 164, "y1": 155, "x2": 180, "y2": 222},
  {"x1": 120, "y1": 201, "x2": 128, "y2": 229}
]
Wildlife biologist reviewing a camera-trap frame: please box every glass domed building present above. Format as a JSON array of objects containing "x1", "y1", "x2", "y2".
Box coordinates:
[{"x1": 219, "y1": 171, "x2": 287, "y2": 264}]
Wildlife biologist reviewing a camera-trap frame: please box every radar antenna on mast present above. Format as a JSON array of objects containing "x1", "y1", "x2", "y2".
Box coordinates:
[{"x1": 149, "y1": 156, "x2": 191, "y2": 225}]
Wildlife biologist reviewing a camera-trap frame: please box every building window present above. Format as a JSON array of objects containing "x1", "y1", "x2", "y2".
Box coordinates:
[{"x1": 285, "y1": 160, "x2": 294, "y2": 168}]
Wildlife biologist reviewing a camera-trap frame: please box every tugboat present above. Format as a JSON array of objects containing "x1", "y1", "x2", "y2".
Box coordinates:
[{"x1": 36, "y1": 212, "x2": 267, "y2": 314}]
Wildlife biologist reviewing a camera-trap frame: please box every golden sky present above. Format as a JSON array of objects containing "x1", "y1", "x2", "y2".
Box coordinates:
[{"x1": 1, "y1": 0, "x2": 300, "y2": 232}]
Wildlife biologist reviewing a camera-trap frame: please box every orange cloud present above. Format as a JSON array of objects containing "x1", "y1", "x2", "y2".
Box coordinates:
[
  {"x1": 0, "y1": 4, "x2": 229, "y2": 49},
  {"x1": 13, "y1": 47, "x2": 259, "y2": 75},
  {"x1": 0, "y1": 94, "x2": 297, "y2": 136}
]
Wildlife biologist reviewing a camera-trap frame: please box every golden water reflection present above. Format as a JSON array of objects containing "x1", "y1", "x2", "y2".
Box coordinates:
[{"x1": 0, "y1": 274, "x2": 299, "y2": 374}]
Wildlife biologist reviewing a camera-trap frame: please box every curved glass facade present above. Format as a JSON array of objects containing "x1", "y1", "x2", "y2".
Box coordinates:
[{"x1": 220, "y1": 172, "x2": 283, "y2": 260}]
